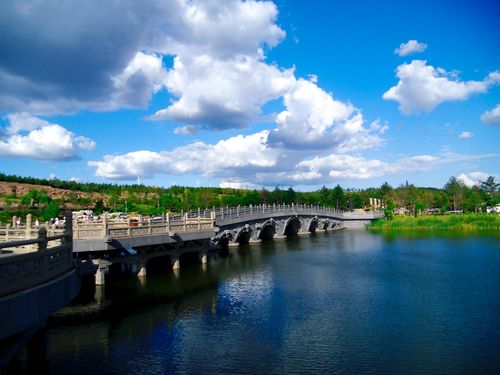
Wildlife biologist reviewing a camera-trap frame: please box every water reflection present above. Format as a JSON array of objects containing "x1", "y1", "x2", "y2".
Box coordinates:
[{"x1": 46, "y1": 231, "x2": 500, "y2": 374}]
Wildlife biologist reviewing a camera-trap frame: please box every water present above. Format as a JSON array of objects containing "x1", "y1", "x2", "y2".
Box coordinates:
[{"x1": 47, "y1": 231, "x2": 500, "y2": 374}]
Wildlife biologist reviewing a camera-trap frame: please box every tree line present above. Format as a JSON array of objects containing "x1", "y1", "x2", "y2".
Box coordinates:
[{"x1": 0, "y1": 172, "x2": 498, "y2": 221}]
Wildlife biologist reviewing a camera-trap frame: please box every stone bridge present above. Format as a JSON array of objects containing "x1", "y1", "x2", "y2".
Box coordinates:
[
  {"x1": 0, "y1": 205, "x2": 383, "y2": 286},
  {"x1": 0, "y1": 218, "x2": 79, "y2": 371},
  {"x1": 213, "y1": 204, "x2": 382, "y2": 247}
]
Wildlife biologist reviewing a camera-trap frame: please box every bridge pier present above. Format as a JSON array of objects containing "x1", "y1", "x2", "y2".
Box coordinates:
[
  {"x1": 249, "y1": 238, "x2": 262, "y2": 245},
  {"x1": 171, "y1": 256, "x2": 180, "y2": 270},
  {"x1": 273, "y1": 235, "x2": 287, "y2": 240},
  {"x1": 137, "y1": 263, "x2": 147, "y2": 277},
  {"x1": 298, "y1": 231, "x2": 311, "y2": 236},
  {"x1": 95, "y1": 266, "x2": 107, "y2": 285}
]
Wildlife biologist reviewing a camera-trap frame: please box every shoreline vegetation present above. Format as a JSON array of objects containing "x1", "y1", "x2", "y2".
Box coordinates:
[{"x1": 368, "y1": 214, "x2": 500, "y2": 234}]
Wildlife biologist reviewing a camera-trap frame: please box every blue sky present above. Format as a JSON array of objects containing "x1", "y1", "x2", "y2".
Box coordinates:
[{"x1": 0, "y1": 0, "x2": 498, "y2": 190}]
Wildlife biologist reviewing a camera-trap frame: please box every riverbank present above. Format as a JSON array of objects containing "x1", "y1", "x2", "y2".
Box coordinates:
[{"x1": 368, "y1": 213, "x2": 500, "y2": 233}]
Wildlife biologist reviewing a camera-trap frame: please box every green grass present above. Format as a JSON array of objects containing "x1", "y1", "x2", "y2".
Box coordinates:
[{"x1": 369, "y1": 214, "x2": 500, "y2": 234}]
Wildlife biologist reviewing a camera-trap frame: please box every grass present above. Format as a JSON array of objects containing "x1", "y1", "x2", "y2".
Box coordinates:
[{"x1": 368, "y1": 213, "x2": 500, "y2": 234}]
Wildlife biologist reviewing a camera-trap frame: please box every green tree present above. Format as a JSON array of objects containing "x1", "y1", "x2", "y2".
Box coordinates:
[
  {"x1": 379, "y1": 182, "x2": 393, "y2": 199},
  {"x1": 331, "y1": 185, "x2": 345, "y2": 210},
  {"x1": 480, "y1": 176, "x2": 499, "y2": 205},
  {"x1": 94, "y1": 199, "x2": 105, "y2": 215},
  {"x1": 42, "y1": 200, "x2": 60, "y2": 221},
  {"x1": 384, "y1": 199, "x2": 395, "y2": 220},
  {"x1": 444, "y1": 176, "x2": 465, "y2": 210}
]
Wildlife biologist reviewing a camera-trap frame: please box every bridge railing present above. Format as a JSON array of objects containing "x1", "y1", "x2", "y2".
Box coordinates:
[
  {"x1": 73, "y1": 213, "x2": 216, "y2": 240},
  {"x1": 71, "y1": 204, "x2": 384, "y2": 240},
  {"x1": 212, "y1": 203, "x2": 342, "y2": 221},
  {"x1": 0, "y1": 227, "x2": 74, "y2": 297}
]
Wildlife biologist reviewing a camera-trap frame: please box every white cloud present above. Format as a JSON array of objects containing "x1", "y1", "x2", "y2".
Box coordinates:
[
  {"x1": 0, "y1": 113, "x2": 95, "y2": 161},
  {"x1": 220, "y1": 181, "x2": 259, "y2": 189},
  {"x1": 269, "y1": 78, "x2": 386, "y2": 151},
  {"x1": 88, "y1": 131, "x2": 278, "y2": 180},
  {"x1": 458, "y1": 131, "x2": 472, "y2": 139},
  {"x1": 383, "y1": 60, "x2": 500, "y2": 114},
  {"x1": 480, "y1": 104, "x2": 500, "y2": 125},
  {"x1": 294, "y1": 151, "x2": 496, "y2": 181},
  {"x1": 109, "y1": 51, "x2": 167, "y2": 109},
  {"x1": 457, "y1": 171, "x2": 491, "y2": 187},
  {"x1": 174, "y1": 125, "x2": 199, "y2": 135},
  {"x1": 0, "y1": 0, "x2": 286, "y2": 118},
  {"x1": 150, "y1": 54, "x2": 295, "y2": 131},
  {"x1": 394, "y1": 40, "x2": 428, "y2": 56}
]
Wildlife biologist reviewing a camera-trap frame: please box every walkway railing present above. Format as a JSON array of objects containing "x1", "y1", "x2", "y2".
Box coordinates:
[
  {"x1": 72, "y1": 204, "x2": 383, "y2": 241},
  {"x1": 73, "y1": 212, "x2": 216, "y2": 241},
  {"x1": 0, "y1": 228, "x2": 73, "y2": 297}
]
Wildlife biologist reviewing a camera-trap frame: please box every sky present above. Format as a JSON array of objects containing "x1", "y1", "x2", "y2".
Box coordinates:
[{"x1": 0, "y1": 0, "x2": 499, "y2": 191}]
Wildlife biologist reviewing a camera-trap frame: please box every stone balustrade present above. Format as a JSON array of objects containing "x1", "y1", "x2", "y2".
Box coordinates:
[{"x1": 0, "y1": 229, "x2": 73, "y2": 298}]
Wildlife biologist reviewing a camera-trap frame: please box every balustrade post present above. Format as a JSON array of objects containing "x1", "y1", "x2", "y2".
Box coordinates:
[
  {"x1": 166, "y1": 213, "x2": 170, "y2": 233},
  {"x1": 38, "y1": 227, "x2": 48, "y2": 251},
  {"x1": 198, "y1": 215, "x2": 201, "y2": 230},
  {"x1": 12, "y1": 215, "x2": 17, "y2": 228},
  {"x1": 237, "y1": 205, "x2": 240, "y2": 217},
  {"x1": 292, "y1": 203, "x2": 294, "y2": 211},
  {"x1": 127, "y1": 218, "x2": 132, "y2": 236},
  {"x1": 198, "y1": 208, "x2": 201, "y2": 217},
  {"x1": 273, "y1": 203, "x2": 276, "y2": 212},
  {"x1": 5, "y1": 224, "x2": 10, "y2": 242},
  {"x1": 250, "y1": 204, "x2": 253, "y2": 215},
  {"x1": 63, "y1": 210, "x2": 72, "y2": 245},
  {"x1": 184, "y1": 212, "x2": 188, "y2": 231},
  {"x1": 221, "y1": 207, "x2": 224, "y2": 220},
  {"x1": 102, "y1": 214, "x2": 108, "y2": 238}
]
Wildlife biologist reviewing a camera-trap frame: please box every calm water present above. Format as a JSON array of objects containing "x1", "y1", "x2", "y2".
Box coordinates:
[{"x1": 47, "y1": 231, "x2": 500, "y2": 374}]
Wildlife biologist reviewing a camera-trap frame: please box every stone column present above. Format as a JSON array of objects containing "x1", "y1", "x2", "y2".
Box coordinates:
[
  {"x1": 171, "y1": 256, "x2": 180, "y2": 270},
  {"x1": 26, "y1": 214, "x2": 32, "y2": 239},
  {"x1": 95, "y1": 266, "x2": 106, "y2": 285},
  {"x1": 137, "y1": 262, "x2": 147, "y2": 277}
]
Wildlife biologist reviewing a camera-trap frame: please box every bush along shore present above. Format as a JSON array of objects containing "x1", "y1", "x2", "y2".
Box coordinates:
[{"x1": 368, "y1": 214, "x2": 500, "y2": 233}]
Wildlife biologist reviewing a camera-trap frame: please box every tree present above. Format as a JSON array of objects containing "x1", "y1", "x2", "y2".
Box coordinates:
[
  {"x1": 444, "y1": 176, "x2": 465, "y2": 211},
  {"x1": 379, "y1": 182, "x2": 393, "y2": 199},
  {"x1": 384, "y1": 199, "x2": 395, "y2": 220},
  {"x1": 331, "y1": 185, "x2": 345, "y2": 210},
  {"x1": 94, "y1": 199, "x2": 105, "y2": 215},
  {"x1": 480, "y1": 176, "x2": 499, "y2": 205},
  {"x1": 42, "y1": 200, "x2": 60, "y2": 221}
]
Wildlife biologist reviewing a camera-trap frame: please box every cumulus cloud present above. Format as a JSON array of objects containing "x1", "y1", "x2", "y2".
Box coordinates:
[
  {"x1": 0, "y1": 0, "x2": 177, "y2": 114},
  {"x1": 0, "y1": 0, "x2": 285, "y2": 118},
  {"x1": 0, "y1": 113, "x2": 95, "y2": 160},
  {"x1": 294, "y1": 150, "x2": 497, "y2": 182},
  {"x1": 394, "y1": 40, "x2": 427, "y2": 56},
  {"x1": 481, "y1": 104, "x2": 500, "y2": 125},
  {"x1": 383, "y1": 60, "x2": 500, "y2": 114},
  {"x1": 458, "y1": 131, "x2": 472, "y2": 139},
  {"x1": 88, "y1": 131, "x2": 278, "y2": 180},
  {"x1": 150, "y1": 55, "x2": 294, "y2": 131},
  {"x1": 269, "y1": 78, "x2": 386, "y2": 151},
  {"x1": 457, "y1": 171, "x2": 491, "y2": 187}
]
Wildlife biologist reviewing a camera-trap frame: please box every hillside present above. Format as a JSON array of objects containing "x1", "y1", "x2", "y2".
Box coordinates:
[{"x1": 0, "y1": 181, "x2": 108, "y2": 209}]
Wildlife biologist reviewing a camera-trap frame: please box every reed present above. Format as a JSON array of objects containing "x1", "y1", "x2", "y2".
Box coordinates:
[{"x1": 368, "y1": 214, "x2": 500, "y2": 233}]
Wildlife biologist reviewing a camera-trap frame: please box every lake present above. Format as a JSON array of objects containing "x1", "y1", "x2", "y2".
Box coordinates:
[{"x1": 47, "y1": 230, "x2": 500, "y2": 374}]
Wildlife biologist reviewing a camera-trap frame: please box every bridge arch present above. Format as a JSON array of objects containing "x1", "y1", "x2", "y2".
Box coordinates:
[
  {"x1": 306, "y1": 217, "x2": 319, "y2": 233},
  {"x1": 233, "y1": 225, "x2": 252, "y2": 245},
  {"x1": 256, "y1": 220, "x2": 277, "y2": 241},
  {"x1": 283, "y1": 216, "x2": 301, "y2": 236}
]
